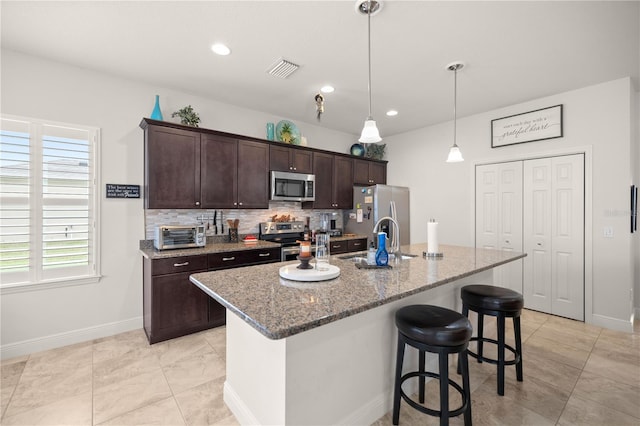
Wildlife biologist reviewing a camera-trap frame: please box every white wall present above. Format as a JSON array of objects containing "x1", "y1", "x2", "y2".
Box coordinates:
[
  {"x1": 0, "y1": 50, "x2": 357, "y2": 359},
  {"x1": 385, "y1": 77, "x2": 636, "y2": 331}
]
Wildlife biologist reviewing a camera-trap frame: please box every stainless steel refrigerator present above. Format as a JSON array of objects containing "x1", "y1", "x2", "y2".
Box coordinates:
[{"x1": 344, "y1": 184, "x2": 410, "y2": 249}]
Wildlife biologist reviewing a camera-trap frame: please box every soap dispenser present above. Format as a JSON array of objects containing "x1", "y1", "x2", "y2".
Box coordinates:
[
  {"x1": 367, "y1": 241, "x2": 376, "y2": 265},
  {"x1": 375, "y1": 232, "x2": 389, "y2": 266}
]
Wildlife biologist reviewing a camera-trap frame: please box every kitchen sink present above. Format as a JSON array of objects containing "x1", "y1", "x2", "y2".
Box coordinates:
[{"x1": 338, "y1": 252, "x2": 418, "y2": 261}]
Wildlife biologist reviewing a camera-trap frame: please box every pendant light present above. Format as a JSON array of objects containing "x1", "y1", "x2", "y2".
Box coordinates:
[
  {"x1": 446, "y1": 62, "x2": 464, "y2": 163},
  {"x1": 358, "y1": 0, "x2": 382, "y2": 143}
]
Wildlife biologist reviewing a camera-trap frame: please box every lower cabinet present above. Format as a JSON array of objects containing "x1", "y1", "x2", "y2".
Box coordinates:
[
  {"x1": 143, "y1": 247, "x2": 281, "y2": 344},
  {"x1": 330, "y1": 238, "x2": 366, "y2": 255}
]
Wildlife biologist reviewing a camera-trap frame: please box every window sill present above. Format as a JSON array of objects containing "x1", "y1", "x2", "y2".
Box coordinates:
[{"x1": 0, "y1": 275, "x2": 103, "y2": 295}]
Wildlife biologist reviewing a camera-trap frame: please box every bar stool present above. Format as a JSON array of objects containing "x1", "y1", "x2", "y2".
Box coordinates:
[
  {"x1": 459, "y1": 285, "x2": 524, "y2": 396},
  {"x1": 392, "y1": 305, "x2": 473, "y2": 426}
]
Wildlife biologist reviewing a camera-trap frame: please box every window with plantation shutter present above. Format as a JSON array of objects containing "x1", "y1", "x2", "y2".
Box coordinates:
[{"x1": 0, "y1": 115, "x2": 100, "y2": 291}]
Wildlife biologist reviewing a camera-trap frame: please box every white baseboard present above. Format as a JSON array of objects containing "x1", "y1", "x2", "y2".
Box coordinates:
[
  {"x1": 591, "y1": 313, "x2": 634, "y2": 333},
  {"x1": 0, "y1": 316, "x2": 143, "y2": 360},
  {"x1": 223, "y1": 380, "x2": 260, "y2": 426}
]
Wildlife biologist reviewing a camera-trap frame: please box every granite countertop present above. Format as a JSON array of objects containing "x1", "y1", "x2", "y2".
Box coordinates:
[
  {"x1": 190, "y1": 244, "x2": 526, "y2": 340},
  {"x1": 140, "y1": 234, "x2": 369, "y2": 259},
  {"x1": 140, "y1": 240, "x2": 281, "y2": 259}
]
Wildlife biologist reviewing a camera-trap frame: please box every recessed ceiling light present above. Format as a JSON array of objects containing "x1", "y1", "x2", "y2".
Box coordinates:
[
  {"x1": 386, "y1": 110, "x2": 398, "y2": 116},
  {"x1": 320, "y1": 85, "x2": 335, "y2": 93},
  {"x1": 211, "y1": 43, "x2": 231, "y2": 56}
]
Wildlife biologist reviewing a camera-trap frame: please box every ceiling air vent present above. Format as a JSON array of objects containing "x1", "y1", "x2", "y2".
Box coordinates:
[{"x1": 266, "y1": 58, "x2": 300, "y2": 79}]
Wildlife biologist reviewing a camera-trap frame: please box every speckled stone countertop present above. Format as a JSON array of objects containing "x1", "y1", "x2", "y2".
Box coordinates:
[
  {"x1": 139, "y1": 234, "x2": 368, "y2": 259},
  {"x1": 140, "y1": 240, "x2": 281, "y2": 259},
  {"x1": 190, "y1": 244, "x2": 526, "y2": 340}
]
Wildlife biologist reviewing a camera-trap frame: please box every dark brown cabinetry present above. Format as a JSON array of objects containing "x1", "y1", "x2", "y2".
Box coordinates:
[
  {"x1": 330, "y1": 238, "x2": 367, "y2": 255},
  {"x1": 142, "y1": 120, "x2": 268, "y2": 210},
  {"x1": 201, "y1": 135, "x2": 269, "y2": 209},
  {"x1": 305, "y1": 153, "x2": 353, "y2": 209},
  {"x1": 143, "y1": 255, "x2": 211, "y2": 344},
  {"x1": 143, "y1": 247, "x2": 281, "y2": 344},
  {"x1": 144, "y1": 125, "x2": 201, "y2": 209},
  {"x1": 208, "y1": 247, "x2": 281, "y2": 270},
  {"x1": 141, "y1": 118, "x2": 386, "y2": 210},
  {"x1": 353, "y1": 159, "x2": 387, "y2": 185},
  {"x1": 270, "y1": 145, "x2": 313, "y2": 174}
]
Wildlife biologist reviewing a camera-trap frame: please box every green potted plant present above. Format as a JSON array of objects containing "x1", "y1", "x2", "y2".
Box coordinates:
[{"x1": 172, "y1": 105, "x2": 201, "y2": 127}]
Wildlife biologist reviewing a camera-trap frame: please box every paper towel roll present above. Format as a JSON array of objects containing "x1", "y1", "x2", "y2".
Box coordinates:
[{"x1": 427, "y1": 220, "x2": 439, "y2": 254}]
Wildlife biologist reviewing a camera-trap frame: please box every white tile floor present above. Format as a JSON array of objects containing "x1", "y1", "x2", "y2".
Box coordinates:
[{"x1": 1, "y1": 309, "x2": 639, "y2": 425}]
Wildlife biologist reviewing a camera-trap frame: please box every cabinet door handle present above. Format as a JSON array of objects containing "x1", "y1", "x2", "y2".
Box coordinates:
[
  {"x1": 537, "y1": 242, "x2": 542, "y2": 246},
  {"x1": 238, "y1": 202, "x2": 243, "y2": 206},
  {"x1": 289, "y1": 166, "x2": 293, "y2": 170},
  {"x1": 293, "y1": 167, "x2": 297, "y2": 171},
  {"x1": 173, "y1": 262, "x2": 189, "y2": 267},
  {"x1": 195, "y1": 201, "x2": 200, "y2": 206},
  {"x1": 233, "y1": 202, "x2": 238, "y2": 206},
  {"x1": 505, "y1": 240, "x2": 510, "y2": 244},
  {"x1": 222, "y1": 257, "x2": 236, "y2": 261},
  {"x1": 258, "y1": 253, "x2": 271, "y2": 257}
]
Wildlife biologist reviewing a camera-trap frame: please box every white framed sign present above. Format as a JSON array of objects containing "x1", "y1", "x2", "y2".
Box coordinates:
[{"x1": 491, "y1": 104, "x2": 563, "y2": 148}]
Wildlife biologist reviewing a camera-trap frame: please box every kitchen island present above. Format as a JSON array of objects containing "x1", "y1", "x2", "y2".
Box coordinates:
[{"x1": 190, "y1": 244, "x2": 525, "y2": 425}]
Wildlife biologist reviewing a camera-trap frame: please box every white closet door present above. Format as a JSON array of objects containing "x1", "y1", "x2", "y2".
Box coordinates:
[
  {"x1": 551, "y1": 155, "x2": 584, "y2": 320},
  {"x1": 476, "y1": 162, "x2": 523, "y2": 293},
  {"x1": 476, "y1": 165, "x2": 499, "y2": 251},
  {"x1": 523, "y1": 154, "x2": 584, "y2": 320},
  {"x1": 523, "y1": 159, "x2": 553, "y2": 312}
]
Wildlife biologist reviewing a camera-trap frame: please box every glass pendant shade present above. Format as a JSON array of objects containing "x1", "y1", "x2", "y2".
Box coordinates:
[
  {"x1": 359, "y1": 119, "x2": 382, "y2": 143},
  {"x1": 446, "y1": 145, "x2": 464, "y2": 162}
]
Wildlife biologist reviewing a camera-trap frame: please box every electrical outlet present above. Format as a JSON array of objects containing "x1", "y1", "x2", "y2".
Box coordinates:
[{"x1": 604, "y1": 227, "x2": 614, "y2": 238}]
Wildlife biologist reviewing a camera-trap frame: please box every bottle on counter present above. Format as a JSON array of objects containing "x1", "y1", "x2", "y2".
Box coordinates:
[
  {"x1": 375, "y1": 232, "x2": 389, "y2": 266},
  {"x1": 367, "y1": 241, "x2": 376, "y2": 265}
]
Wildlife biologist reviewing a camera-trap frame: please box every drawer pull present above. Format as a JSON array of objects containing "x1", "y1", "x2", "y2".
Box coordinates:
[
  {"x1": 173, "y1": 262, "x2": 189, "y2": 267},
  {"x1": 222, "y1": 257, "x2": 236, "y2": 261},
  {"x1": 333, "y1": 244, "x2": 341, "y2": 248},
  {"x1": 258, "y1": 253, "x2": 271, "y2": 257}
]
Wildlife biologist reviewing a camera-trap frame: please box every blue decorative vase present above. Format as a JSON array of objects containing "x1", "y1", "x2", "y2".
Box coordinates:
[{"x1": 150, "y1": 95, "x2": 163, "y2": 120}]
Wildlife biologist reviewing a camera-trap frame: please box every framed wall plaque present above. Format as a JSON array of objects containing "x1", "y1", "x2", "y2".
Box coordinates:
[
  {"x1": 106, "y1": 184, "x2": 140, "y2": 199},
  {"x1": 491, "y1": 104, "x2": 563, "y2": 148}
]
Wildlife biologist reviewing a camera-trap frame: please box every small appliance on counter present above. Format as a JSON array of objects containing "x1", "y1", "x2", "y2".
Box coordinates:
[{"x1": 154, "y1": 224, "x2": 206, "y2": 250}]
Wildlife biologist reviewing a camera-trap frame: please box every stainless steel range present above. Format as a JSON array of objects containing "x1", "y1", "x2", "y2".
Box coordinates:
[{"x1": 259, "y1": 221, "x2": 314, "y2": 261}]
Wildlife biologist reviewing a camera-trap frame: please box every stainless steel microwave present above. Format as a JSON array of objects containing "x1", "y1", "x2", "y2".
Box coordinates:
[
  {"x1": 270, "y1": 171, "x2": 315, "y2": 202},
  {"x1": 154, "y1": 224, "x2": 206, "y2": 250}
]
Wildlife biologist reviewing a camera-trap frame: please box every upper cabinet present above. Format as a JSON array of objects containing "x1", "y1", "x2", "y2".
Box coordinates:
[
  {"x1": 270, "y1": 145, "x2": 313, "y2": 174},
  {"x1": 141, "y1": 119, "x2": 385, "y2": 210},
  {"x1": 353, "y1": 158, "x2": 386, "y2": 185},
  {"x1": 304, "y1": 153, "x2": 353, "y2": 209},
  {"x1": 143, "y1": 120, "x2": 268, "y2": 209},
  {"x1": 144, "y1": 125, "x2": 202, "y2": 209}
]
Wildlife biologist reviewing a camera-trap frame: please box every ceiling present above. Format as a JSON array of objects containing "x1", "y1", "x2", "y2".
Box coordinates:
[{"x1": 2, "y1": 1, "x2": 639, "y2": 138}]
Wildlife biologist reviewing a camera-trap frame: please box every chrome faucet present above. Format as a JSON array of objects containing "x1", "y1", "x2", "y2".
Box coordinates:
[{"x1": 372, "y1": 216, "x2": 400, "y2": 256}]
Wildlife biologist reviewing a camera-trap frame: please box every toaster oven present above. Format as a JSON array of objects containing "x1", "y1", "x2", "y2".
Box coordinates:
[{"x1": 154, "y1": 224, "x2": 206, "y2": 250}]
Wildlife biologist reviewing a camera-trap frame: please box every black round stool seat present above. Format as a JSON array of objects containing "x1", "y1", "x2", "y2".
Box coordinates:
[
  {"x1": 459, "y1": 284, "x2": 524, "y2": 396},
  {"x1": 396, "y1": 305, "x2": 473, "y2": 347},
  {"x1": 392, "y1": 305, "x2": 472, "y2": 426},
  {"x1": 461, "y1": 285, "x2": 524, "y2": 313}
]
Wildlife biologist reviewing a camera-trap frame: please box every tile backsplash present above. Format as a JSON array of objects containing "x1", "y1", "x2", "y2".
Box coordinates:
[{"x1": 145, "y1": 202, "x2": 344, "y2": 239}]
